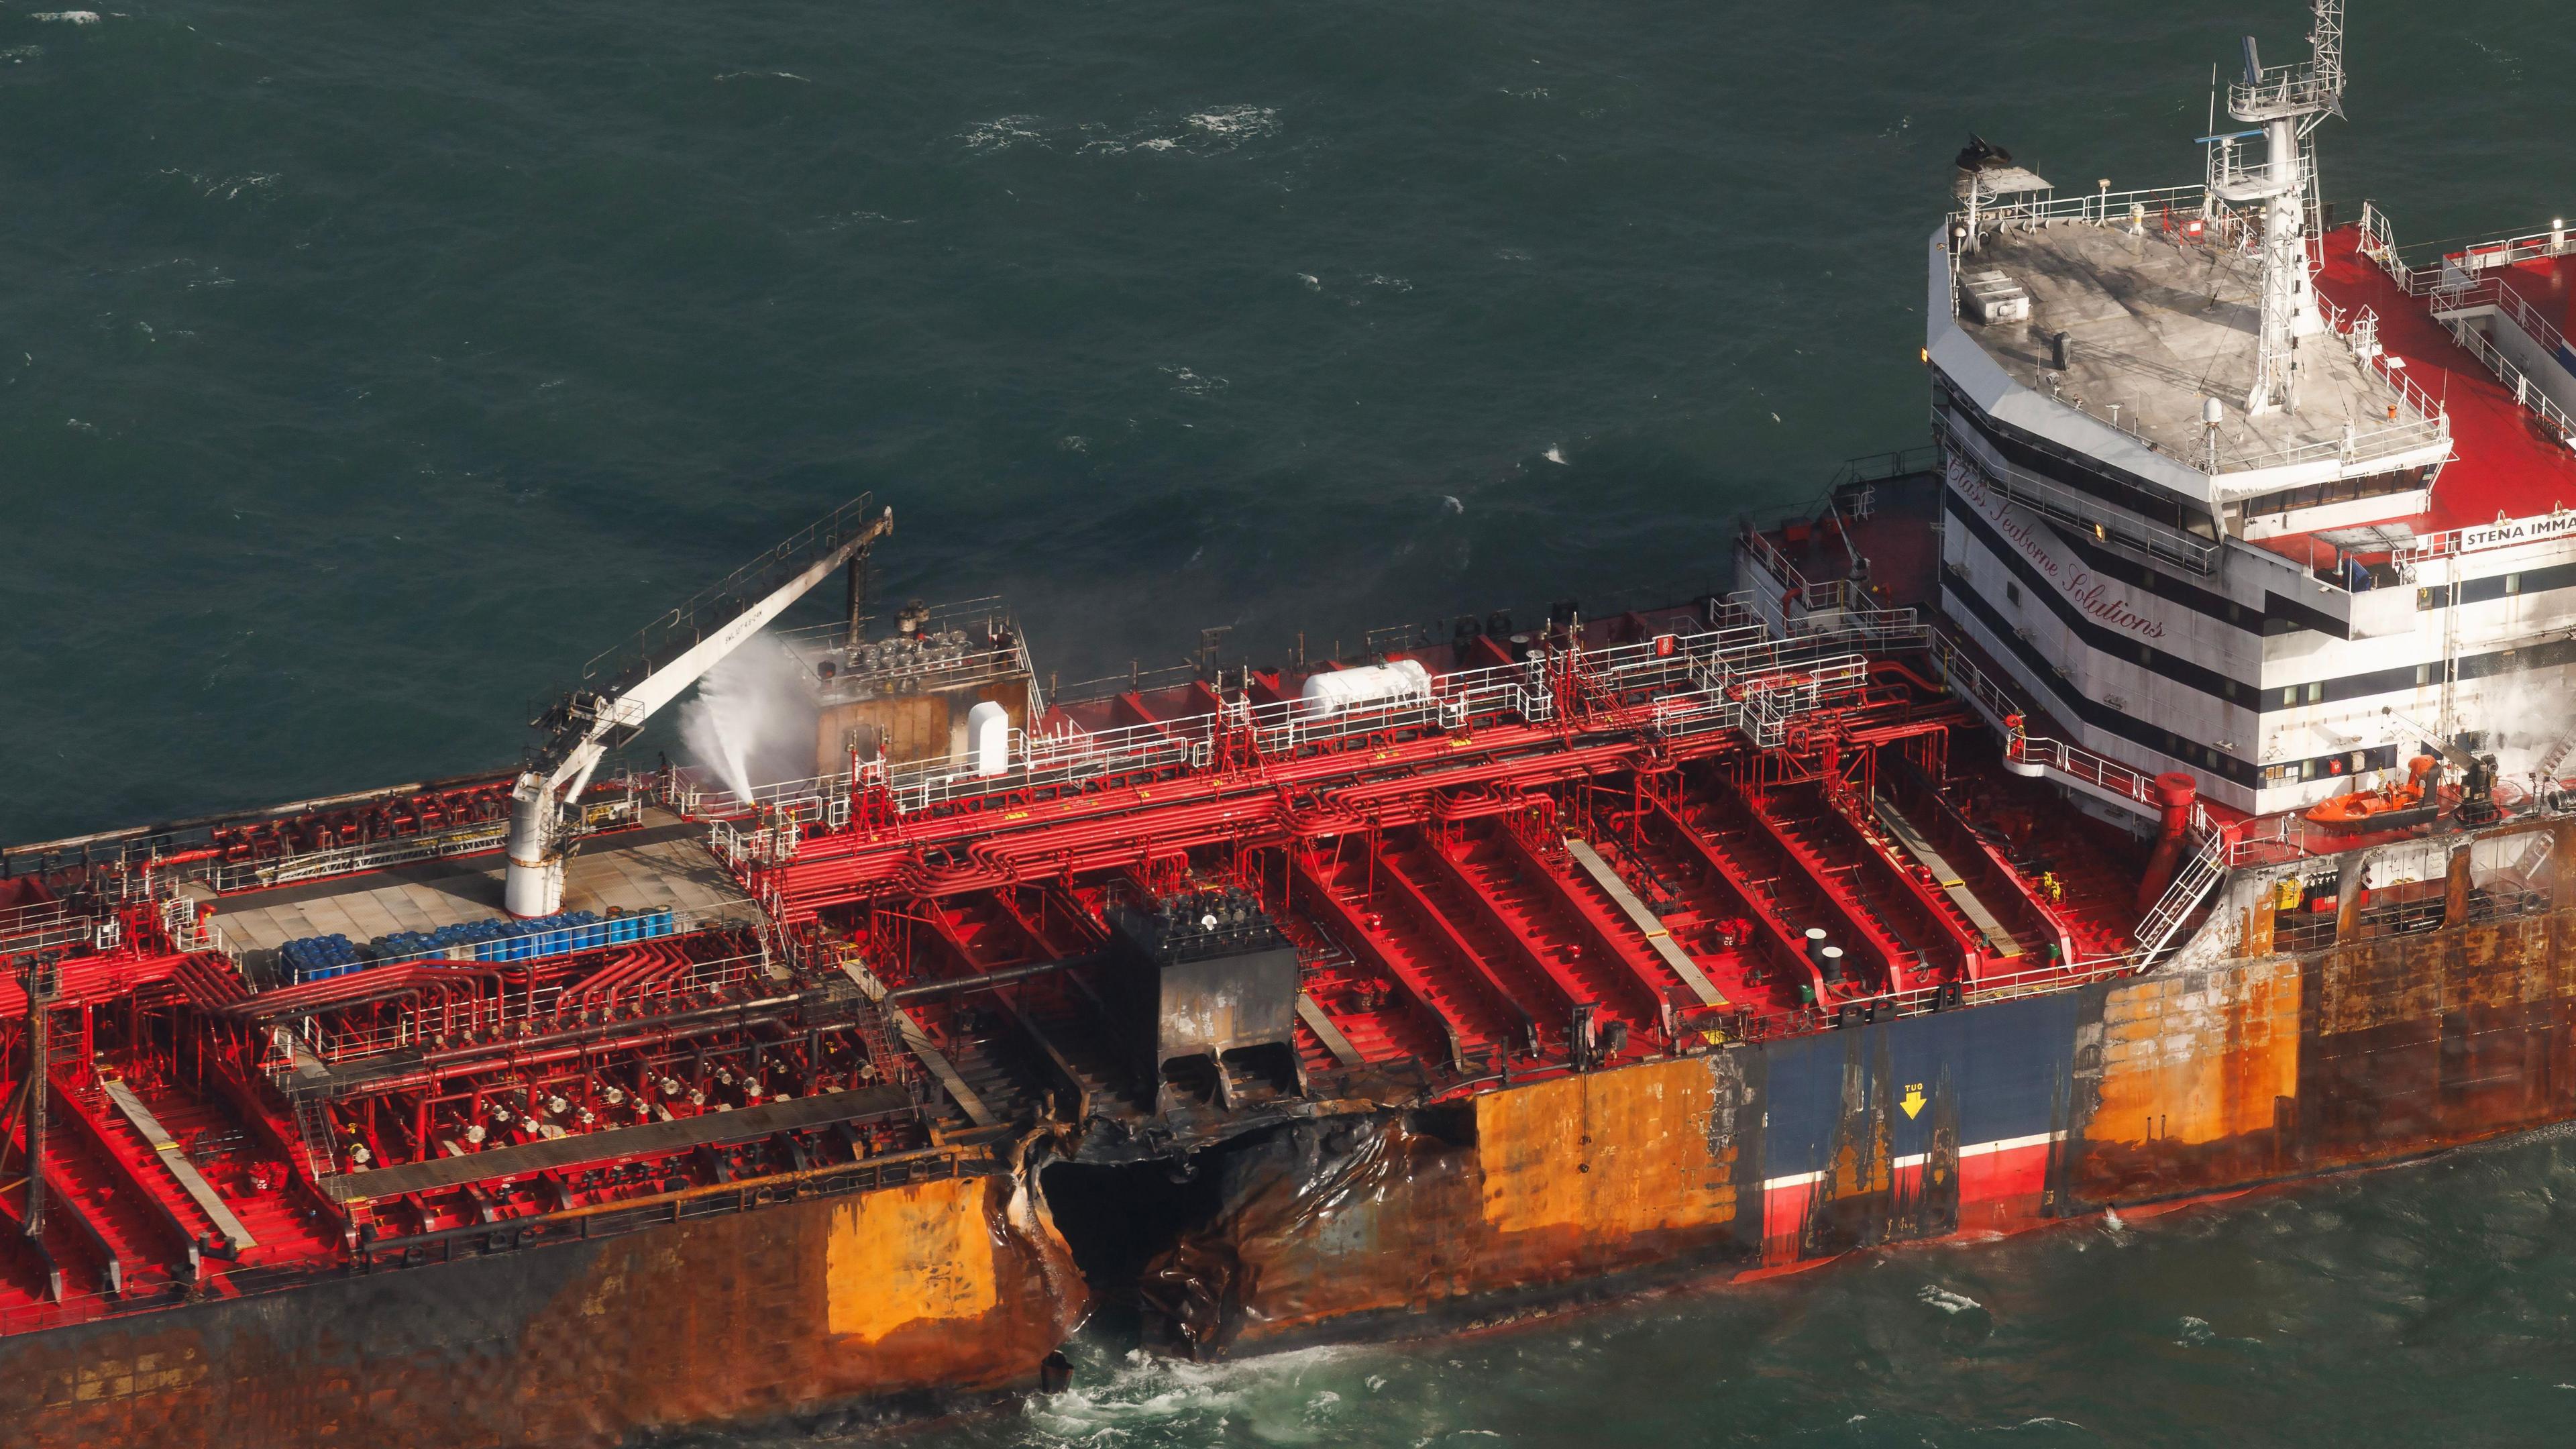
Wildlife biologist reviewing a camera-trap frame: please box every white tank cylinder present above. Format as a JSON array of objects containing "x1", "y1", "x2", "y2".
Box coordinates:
[
  {"x1": 967, "y1": 700, "x2": 1011, "y2": 777},
  {"x1": 1297, "y1": 660, "x2": 1434, "y2": 718}
]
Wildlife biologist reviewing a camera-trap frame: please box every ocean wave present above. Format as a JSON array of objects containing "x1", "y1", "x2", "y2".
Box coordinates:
[
  {"x1": 1917, "y1": 1284, "x2": 1983, "y2": 1315},
  {"x1": 1185, "y1": 103, "x2": 1279, "y2": 142},
  {"x1": 972, "y1": 105, "x2": 1281, "y2": 159},
  {"x1": 32, "y1": 11, "x2": 100, "y2": 24},
  {"x1": 1160, "y1": 364, "x2": 1228, "y2": 397},
  {"x1": 959, "y1": 114, "x2": 1048, "y2": 152}
]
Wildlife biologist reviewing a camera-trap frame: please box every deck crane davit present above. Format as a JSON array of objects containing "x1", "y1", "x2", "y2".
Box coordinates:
[{"x1": 500, "y1": 496, "x2": 894, "y2": 917}]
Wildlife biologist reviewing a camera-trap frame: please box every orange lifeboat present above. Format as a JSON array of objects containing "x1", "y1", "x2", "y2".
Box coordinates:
[{"x1": 2304, "y1": 755, "x2": 2436, "y2": 829}]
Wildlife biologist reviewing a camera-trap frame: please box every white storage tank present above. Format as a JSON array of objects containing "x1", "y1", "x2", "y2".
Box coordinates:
[
  {"x1": 1298, "y1": 660, "x2": 1434, "y2": 718},
  {"x1": 966, "y1": 700, "x2": 1011, "y2": 776}
]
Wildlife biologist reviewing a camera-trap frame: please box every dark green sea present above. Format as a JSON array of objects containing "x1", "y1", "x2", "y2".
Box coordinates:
[{"x1": 5, "y1": 2, "x2": 2573, "y2": 1444}]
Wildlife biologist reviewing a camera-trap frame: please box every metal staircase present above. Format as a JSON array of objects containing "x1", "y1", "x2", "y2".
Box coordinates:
[{"x1": 2131, "y1": 831, "x2": 2229, "y2": 970}]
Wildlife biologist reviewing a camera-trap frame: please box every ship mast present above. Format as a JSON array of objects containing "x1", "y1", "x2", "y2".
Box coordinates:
[
  {"x1": 2214, "y1": 0, "x2": 2347, "y2": 417},
  {"x1": 502, "y1": 498, "x2": 893, "y2": 918}
]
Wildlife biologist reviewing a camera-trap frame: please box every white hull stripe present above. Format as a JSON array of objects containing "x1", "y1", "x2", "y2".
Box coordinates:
[{"x1": 1757, "y1": 1131, "x2": 2066, "y2": 1194}]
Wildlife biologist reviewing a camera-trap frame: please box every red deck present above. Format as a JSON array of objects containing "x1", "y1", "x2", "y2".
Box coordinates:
[
  {"x1": 2310, "y1": 227, "x2": 2576, "y2": 530},
  {"x1": 0, "y1": 600, "x2": 2160, "y2": 1340}
]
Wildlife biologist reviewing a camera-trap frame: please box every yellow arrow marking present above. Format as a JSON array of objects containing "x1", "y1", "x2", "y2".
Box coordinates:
[{"x1": 1900, "y1": 1084, "x2": 1927, "y2": 1120}]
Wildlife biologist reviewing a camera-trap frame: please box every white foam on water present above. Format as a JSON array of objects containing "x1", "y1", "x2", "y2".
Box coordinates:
[
  {"x1": 32, "y1": 11, "x2": 101, "y2": 24},
  {"x1": 714, "y1": 70, "x2": 809, "y2": 83},
  {"x1": 1543, "y1": 445, "x2": 1566, "y2": 464},
  {"x1": 1917, "y1": 1284, "x2": 1983, "y2": 1315},
  {"x1": 1023, "y1": 1345, "x2": 1369, "y2": 1444},
  {"x1": 960, "y1": 114, "x2": 1047, "y2": 152},
  {"x1": 1160, "y1": 364, "x2": 1229, "y2": 396},
  {"x1": 1186, "y1": 103, "x2": 1279, "y2": 142}
]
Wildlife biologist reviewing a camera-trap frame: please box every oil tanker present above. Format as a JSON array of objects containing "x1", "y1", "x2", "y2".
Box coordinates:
[{"x1": 9, "y1": 4, "x2": 2576, "y2": 1443}]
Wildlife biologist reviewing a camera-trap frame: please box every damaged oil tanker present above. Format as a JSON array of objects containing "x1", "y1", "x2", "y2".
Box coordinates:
[{"x1": 12, "y1": 5, "x2": 2576, "y2": 1444}]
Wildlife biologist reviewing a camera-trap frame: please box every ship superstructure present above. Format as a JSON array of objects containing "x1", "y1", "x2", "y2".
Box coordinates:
[
  {"x1": 1819, "y1": 0, "x2": 2576, "y2": 820},
  {"x1": 9, "y1": 6, "x2": 2576, "y2": 1447}
]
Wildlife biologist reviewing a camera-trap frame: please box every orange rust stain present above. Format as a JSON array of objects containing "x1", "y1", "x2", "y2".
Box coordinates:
[
  {"x1": 824, "y1": 1174, "x2": 1001, "y2": 1340},
  {"x1": 0, "y1": 1169, "x2": 1085, "y2": 1449},
  {"x1": 1475, "y1": 1057, "x2": 1734, "y2": 1239},
  {"x1": 2094, "y1": 955, "x2": 2299, "y2": 1147}
]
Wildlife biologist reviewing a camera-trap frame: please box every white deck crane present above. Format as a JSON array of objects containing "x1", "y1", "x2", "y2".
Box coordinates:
[{"x1": 502, "y1": 496, "x2": 894, "y2": 917}]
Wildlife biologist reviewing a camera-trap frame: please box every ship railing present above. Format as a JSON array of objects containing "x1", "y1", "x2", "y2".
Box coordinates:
[
  {"x1": 675, "y1": 617, "x2": 1926, "y2": 827},
  {"x1": 158, "y1": 892, "x2": 241, "y2": 963},
  {"x1": 774, "y1": 600, "x2": 1036, "y2": 702},
  {"x1": 2437, "y1": 313, "x2": 2576, "y2": 454},
  {"x1": 1720, "y1": 951, "x2": 2143, "y2": 1044},
  {"x1": 2361, "y1": 203, "x2": 2573, "y2": 294},
  {"x1": 689, "y1": 771, "x2": 848, "y2": 826},
  {"x1": 2223, "y1": 811, "x2": 2310, "y2": 867},
  {"x1": 2227, "y1": 62, "x2": 2337, "y2": 122},
  {"x1": 1937, "y1": 413, "x2": 2224, "y2": 573},
  {"x1": 0, "y1": 897, "x2": 104, "y2": 955},
  {"x1": 2212, "y1": 326, "x2": 2450, "y2": 478},
  {"x1": 2013, "y1": 735, "x2": 2162, "y2": 813},
  {"x1": 270, "y1": 942, "x2": 773, "y2": 1067},
  {"x1": 1926, "y1": 627, "x2": 2023, "y2": 733},
  {"x1": 2425, "y1": 272, "x2": 2576, "y2": 363},
  {"x1": 162, "y1": 792, "x2": 644, "y2": 898},
  {"x1": 1946, "y1": 182, "x2": 2210, "y2": 244},
  {"x1": 1646, "y1": 688, "x2": 1739, "y2": 740}
]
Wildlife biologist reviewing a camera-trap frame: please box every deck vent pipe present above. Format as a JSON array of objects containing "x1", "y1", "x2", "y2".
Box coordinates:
[
  {"x1": 1803, "y1": 927, "x2": 1829, "y2": 967},
  {"x1": 1818, "y1": 945, "x2": 1847, "y2": 983},
  {"x1": 2134, "y1": 771, "x2": 2202, "y2": 912},
  {"x1": 2051, "y1": 331, "x2": 2072, "y2": 371}
]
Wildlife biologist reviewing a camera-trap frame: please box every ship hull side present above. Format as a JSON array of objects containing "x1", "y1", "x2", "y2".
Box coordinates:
[
  {"x1": 0, "y1": 1165, "x2": 1085, "y2": 1449},
  {"x1": 1157, "y1": 911, "x2": 2576, "y2": 1350}
]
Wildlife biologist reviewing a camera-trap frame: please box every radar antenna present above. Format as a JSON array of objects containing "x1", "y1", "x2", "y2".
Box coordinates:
[
  {"x1": 501, "y1": 495, "x2": 894, "y2": 917},
  {"x1": 2211, "y1": 0, "x2": 2347, "y2": 417}
]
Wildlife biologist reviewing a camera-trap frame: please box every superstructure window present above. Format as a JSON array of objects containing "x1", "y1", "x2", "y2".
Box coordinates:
[
  {"x1": 2306, "y1": 682, "x2": 2322, "y2": 704},
  {"x1": 2234, "y1": 466, "x2": 2430, "y2": 520},
  {"x1": 2507, "y1": 573, "x2": 2524, "y2": 595},
  {"x1": 2005, "y1": 581, "x2": 2021, "y2": 606}
]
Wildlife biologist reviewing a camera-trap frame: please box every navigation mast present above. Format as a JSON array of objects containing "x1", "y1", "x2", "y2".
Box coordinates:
[{"x1": 2213, "y1": 0, "x2": 2347, "y2": 417}]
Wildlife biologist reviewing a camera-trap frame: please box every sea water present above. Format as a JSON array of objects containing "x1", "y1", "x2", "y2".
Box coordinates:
[{"x1": 3, "y1": 3, "x2": 2571, "y2": 1444}]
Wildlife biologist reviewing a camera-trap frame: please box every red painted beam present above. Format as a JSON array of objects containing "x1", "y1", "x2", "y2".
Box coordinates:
[
  {"x1": 1480, "y1": 823, "x2": 1676, "y2": 1027},
  {"x1": 1719, "y1": 777, "x2": 1920, "y2": 995},
  {"x1": 1643, "y1": 793, "x2": 1833, "y2": 1006},
  {"x1": 1289, "y1": 849, "x2": 1476, "y2": 1072},
  {"x1": 1362, "y1": 833, "x2": 1550, "y2": 1049}
]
